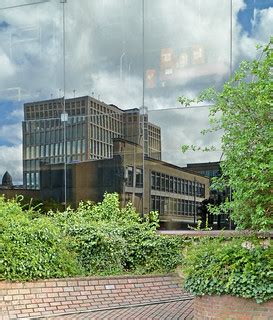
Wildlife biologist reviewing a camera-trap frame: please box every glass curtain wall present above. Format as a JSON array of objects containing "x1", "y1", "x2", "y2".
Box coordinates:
[{"x1": 0, "y1": 0, "x2": 272, "y2": 228}]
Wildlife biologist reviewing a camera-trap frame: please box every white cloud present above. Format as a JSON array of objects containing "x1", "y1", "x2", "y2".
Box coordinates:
[
  {"x1": 0, "y1": 50, "x2": 15, "y2": 82},
  {"x1": 0, "y1": 123, "x2": 22, "y2": 145},
  {"x1": 0, "y1": 0, "x2": 272, "y2": 174},
  {"x1": 0, "y1": 144, "x2": 22, "y2": 185}
]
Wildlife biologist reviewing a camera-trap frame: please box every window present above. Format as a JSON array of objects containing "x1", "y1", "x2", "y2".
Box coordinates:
[
  {"x1": 174, "y1": 177, "x2": 177, "y2": 193},
  {"x1": 135, "y1": 168, "x2": 143, "y2": 188},
  {"x1": 151, "y1": 172, "x2": 155, "y2": 189},
  {"x1": 170, "y1": 176, "x2": 173, "y2": 193},
  {"x1": 165, "y1": 175, "x2": 169, "y2": 192},
  {"x1": 161, "y1": 173, "x2": 165, "y2": 191},
  {"x1": 156, "y1": 172, "x2": 160, "y2": 190},
  {"x1": 177, "y1": 178, "x2": 181, "y2": 194},
  {"x1": 126, "y1": 166, "x2": 133, "y2": 187}
]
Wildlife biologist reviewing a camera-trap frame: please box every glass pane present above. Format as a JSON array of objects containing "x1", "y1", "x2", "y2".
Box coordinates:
[
  {"x1": 1, "y1": 0, "x2": 272, "y2": 230},
  {"x1": 0, "y1": 0, "x2": 63, "y2": 191}
]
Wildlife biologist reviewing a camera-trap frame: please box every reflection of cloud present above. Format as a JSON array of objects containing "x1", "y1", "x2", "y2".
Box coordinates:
[
  {"x1": 0, "y1": 144, "x2": 22, "y2": 184},
  {"x1": 9, "y1": 108, "x2": 23, "y2": 119},
  {"x1": 0, "y1": 0, "x2": 272, "y2": 173},
  {"x1": 149, "y1": 105, "x2": 222, "y2": 166},
  {"x1": 0, "y1": 123, "x2": 22, "y2": 145},
  {"x1": 0, "y1": 50, "x2": 15, "y2": 82}
]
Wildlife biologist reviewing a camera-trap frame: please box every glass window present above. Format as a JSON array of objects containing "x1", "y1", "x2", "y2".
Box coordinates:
[
  {"x1": 170, "y1": 176, "x2": 173, "y2": 193},
  {"x1": 136, "y1": 168, "x2": 143, "y2": 188},
  {"x1": 151, "y1": 172, "x2": 155, "y2": 189},
  {"x1": 126, "y1": 166, "x2": 133, "y2": 187},
  {"x1": 156, "y1": 172, "x2": 160, "y2": 190}
]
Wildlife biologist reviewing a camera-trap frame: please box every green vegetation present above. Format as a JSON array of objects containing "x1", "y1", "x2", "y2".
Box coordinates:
[
  {"x1": 182, "y1": 237, "x2": 272, "y2": 303},
  {"x1": 179, "y1": 40, "x2": 273, "y2": 231},
  {"x1": 178, "y1": 40, "x2": 272, "y2": 304},
  {"x1": 0, "y1": 193, "x2": 184, "y2": 281}
]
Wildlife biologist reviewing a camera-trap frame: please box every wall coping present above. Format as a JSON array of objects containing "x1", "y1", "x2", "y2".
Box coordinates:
[
  {"x1": 0, "y1": 273, "x2": 178, "y2": 285},
  {"x1": 158, "y1": 230, "x2": 273, "y2": 237}
]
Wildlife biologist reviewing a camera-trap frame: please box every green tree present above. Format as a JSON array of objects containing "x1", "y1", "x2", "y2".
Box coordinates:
[{"x1": 178, "y1": 40, "x2": 273, "y2": 230}]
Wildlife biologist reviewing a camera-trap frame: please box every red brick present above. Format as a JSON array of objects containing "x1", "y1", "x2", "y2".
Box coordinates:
[{"x1": 56, "y1": 281, "x2": 67, "y2": 287}]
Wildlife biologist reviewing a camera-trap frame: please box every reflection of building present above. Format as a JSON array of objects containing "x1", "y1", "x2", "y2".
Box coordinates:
[
  {"x1": 186, "y1": 162, "x2": 220, "y2": 178},
  {"x1": 0, "y1": 171, "x2": 39, "y2": 200},
  {"x1": 146, "y1": 44, "x2": 227, "y2": 89},
  {"x1": 41, "y1": 139, "x2": 209, "y2": 226},
  {"x1": 23, "y1": 96, "x2": 161, "y2": 189},
  {"x1": 186, "y1": 162, "x2": 231, "y2": 228}
]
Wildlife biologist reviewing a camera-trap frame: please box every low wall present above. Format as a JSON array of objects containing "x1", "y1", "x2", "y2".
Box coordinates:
[
  {"x1": 0, "y1": 274, "x2": 191, "y2": 319},
  {"x1": 194, "y1": 295, "x2": 273, "y2": 320}
]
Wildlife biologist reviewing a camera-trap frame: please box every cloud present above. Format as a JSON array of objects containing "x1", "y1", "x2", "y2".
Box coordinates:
[
  {"x1": 0, "y1": 50, "x2": 15, "y2": 82},
  {"x1": 0, "y1": 144, "x2": 22, "y2": 185},
  {"x1": 0, "y1": 0, "x2": 272, "y2": 176},
  {"x1": 0, "y1": 123, "x2": 22, "y2": 145}
]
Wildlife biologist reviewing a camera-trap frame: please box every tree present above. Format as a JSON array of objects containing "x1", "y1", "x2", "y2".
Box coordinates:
[{"x1": 178, "y1": 39, "x2": 272, "y2": 230}]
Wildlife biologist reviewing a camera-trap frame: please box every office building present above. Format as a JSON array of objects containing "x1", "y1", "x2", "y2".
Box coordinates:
[
  {"x1": 186, "y1": 161, "x2": 232, "y2": 228},
  {"x1": 22, "y1": 96, "x2": 161, "y2": 189},
  {"x1": 41, "y1": 139, "x2": 210, "y2": 226}
]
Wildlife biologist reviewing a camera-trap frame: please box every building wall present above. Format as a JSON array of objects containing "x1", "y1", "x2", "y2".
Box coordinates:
[
  {"x1": 143, "y1": 159, "x2": 209, "y2": 221},
  {"x1": 39, "y1": 139, "x2": 210, "y2": 220},
  {"x1": 40, "y1": 139, "x2": 209, "y2": 222},
  {"x1": 23, "y1": 96, "x2": 161, "y2": 189}
]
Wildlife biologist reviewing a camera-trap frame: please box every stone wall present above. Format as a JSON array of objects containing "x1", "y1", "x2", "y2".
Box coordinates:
[{"x1": 0, "y1": 274, "x2": 191, "y2": 319}]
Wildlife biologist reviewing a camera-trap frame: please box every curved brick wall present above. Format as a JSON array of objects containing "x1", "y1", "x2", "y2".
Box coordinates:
[
  {"x1": 0, "y1": 274, "x2": 191, "y2": 319},
  {"x1": 194, "y1": 295, "x2": 273, "y2": 320}
]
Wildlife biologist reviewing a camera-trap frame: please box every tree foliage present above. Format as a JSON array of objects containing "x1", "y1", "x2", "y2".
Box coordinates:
[{"x1": 179, "y1": 40, "x2": 273, "y2": 230}]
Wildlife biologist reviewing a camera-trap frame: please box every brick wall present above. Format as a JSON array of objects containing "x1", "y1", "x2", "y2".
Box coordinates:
[
  {"x1": 194, "y1": 295, "x2": 273, "y2": 320},
  {"x1": 0, "y1": 274, "x2": 191, "y2": 319}
]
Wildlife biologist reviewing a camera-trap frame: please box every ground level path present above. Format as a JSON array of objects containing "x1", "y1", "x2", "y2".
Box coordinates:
[{"x1": 43, "y1": 298, "x2": 194, "y2": 319}]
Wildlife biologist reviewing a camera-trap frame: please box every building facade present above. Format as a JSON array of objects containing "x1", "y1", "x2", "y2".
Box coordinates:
[
  {"x1": 41, "y1": 139, "x2": 210, "y2": 226},
  {"x1": 186, "y1": 161, "x2": 232, "y2": 228},
  {"x1": 23, "y1": 96, "x2": 161, "y2": 189}
]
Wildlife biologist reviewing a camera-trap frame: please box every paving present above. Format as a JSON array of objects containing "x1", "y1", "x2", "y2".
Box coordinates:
[{"x1": 43, "y1": 299, "x2": 194, "y2": 319}]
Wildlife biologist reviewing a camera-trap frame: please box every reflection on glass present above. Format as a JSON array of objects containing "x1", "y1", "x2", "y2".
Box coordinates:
[{"x1": 0, "y1": 0, "x2": 272, "y2": 230}]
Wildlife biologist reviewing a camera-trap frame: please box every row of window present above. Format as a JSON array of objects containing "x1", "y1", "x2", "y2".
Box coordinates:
[
  {"x1": 24, "y1": 140, "x2": 86, "y2": 159},
  {"x1": 151, "y1": 171, "x2": 205, "y2": 197},
  {"x1": 199, "y1": 169, "x2": 219, "y2": 178},
  {"x1": 90, "y1": 140, "x2": 113, "y2": 159},
  {"x1": 90, "y1": 124, "x2": 121, "y2": 142},
  {"x1": 24, "y1": 124, "x2": 86, "y2": 146},
  {"x1": 151, "y1": 195, "x2": 200, "y2": 216},
  {"x1": 25, "y1": 171, "x2": 40, "y2": 189}
]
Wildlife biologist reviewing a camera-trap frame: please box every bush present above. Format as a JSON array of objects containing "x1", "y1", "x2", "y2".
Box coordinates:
[
  {"x1": 0, "y1": 194, "x2": 184, "y2": 280},
  {"x1": 182, "y1": 237, "x2": 273, "y2": 303},
  {"x1": 0, "y1": 197, "x2": 82, "y2": 280},
  {"x1": 54, "y1": 193, "x2": 184, "y2": 276}
]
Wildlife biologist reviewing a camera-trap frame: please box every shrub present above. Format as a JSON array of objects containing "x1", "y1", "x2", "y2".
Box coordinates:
[
  {"x1": 0, "y1": 197, "x2": 82, "y2": 280},
  {"x1": 0, "y1": 194, "x2": 185, "y2": 280},
  {"x1": 182, "y1": 237, "x2": 273, "y2": 303},
  {"x1": 54, "y1": 193, "x2": 184, "y2": 275}
]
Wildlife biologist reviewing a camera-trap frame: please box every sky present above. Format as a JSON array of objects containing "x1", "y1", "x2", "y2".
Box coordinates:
[{"x1": 0, "y1": 0, "x2": 272, "y2": 184}]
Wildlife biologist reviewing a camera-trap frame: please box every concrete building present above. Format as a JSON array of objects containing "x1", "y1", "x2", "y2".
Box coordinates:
[
  {"x1": 23, "y1": 96, "x2": 161, "y2": 189},
  {"x1": 41, "y1": 139, "x2": 210, "y2": 226}
]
